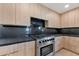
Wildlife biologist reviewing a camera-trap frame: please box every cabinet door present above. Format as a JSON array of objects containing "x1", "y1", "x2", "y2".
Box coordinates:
[
  {"x1": 61, "y1": 8, "x2": 79, "y2": 27},
  {"x1": 64, "y1": 36, "x2": 71, "y2": 49},
  {"x1": 55, "y1": 36, "x2": 64, "y2": 52},
  {"x1": 64, "y1": 36, "x2": 79, "y2": 54},
  {"x1": 46, "y1": 12, "x2": 60, "y2": 28},
  {"x1": 30, "y1": 4, "x2": 41, "y2": 19},
  {"x1": 15, "y1": 4, "x2": 31, "y2": 26},
  {"x1": 1, "y1": 43, "x2": 25, "y2": 56},
  {"x1": 8, "y1": 44, "x2": 19, "y2": 56},
  {"x1": 0, "y1": 4, "x2": 15, "y2": 25},
  {"x1": 16, "y1": 43, "x2": 25, "y2": 56},
  {"x1": 0, "y1": 43, "x2": 18, "y2": 56},
  {"x1": 0, "y1": 46, "x2": 10, "y2": 56},
  {"x1": 61, "y1": 12, "x2": 68, "y2": 27},
  {"x1": 69, "y1": 37, "x2": 79, "y2": 53},
  {"x1": 24, "y1": 41, "x2": 35, "y2": 56},
  {"x1": 8, "y1": 41, "x2": 35, "y2": 56}
]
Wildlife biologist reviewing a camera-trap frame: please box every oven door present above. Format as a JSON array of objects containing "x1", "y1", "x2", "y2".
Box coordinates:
[{"x1": 40, "y1": 44, "x2": 54, "y2": 56}]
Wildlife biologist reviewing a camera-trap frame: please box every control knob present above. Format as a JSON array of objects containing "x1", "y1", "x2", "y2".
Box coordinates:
[
  {"x1": 39, "y1": 41, "x2": 41, "y2": 43},
  {"x1": 42, "y1": 40, "x2": 45, "y2": 42}
]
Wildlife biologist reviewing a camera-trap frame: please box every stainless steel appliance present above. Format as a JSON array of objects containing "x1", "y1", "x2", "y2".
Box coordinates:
[
  {"x1": 34, "y1": 35, "x2": 55, "y2": 56},
  {"x1": 31, "y1": 17, "x2": 55, "y2": 56}
]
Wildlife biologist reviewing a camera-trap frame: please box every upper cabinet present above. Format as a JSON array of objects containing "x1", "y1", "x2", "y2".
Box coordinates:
[
  {"x1": 15, "y1": 4, "x2": 48, "y2": 26},
  {"x1": 0, "y1": 3, "x2": 60, "y2": 27},
  {"x1": 15, "y1": 4, "x2": 31, "y2": 26},
  {"x1": 29, "y1": 4, "x2": 42, "y2": 19},
  {"x1": 15, "y1": 4, "x2": 45, "y2": 26},
  {"x1": 61, "y1": 8, "x2": 79, "y2": 27},
  {"x1": 15, "y1": 3, "x2": 60, "y2": 27},
  {"x1": 0, "y1": 4, "x2": 16, "y2": 25},
  {"x1": 46, "y1": 12, "x2": 60, "y2": 28}
]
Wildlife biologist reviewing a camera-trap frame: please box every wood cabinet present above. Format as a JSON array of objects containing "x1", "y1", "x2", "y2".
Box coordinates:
[
  {"x1": 61, "y1": 8, "x2": 79, "y2": 27},
  {"x1": 24, "y1": 41, "x2": 35, "y2": 56},
  {"x1": 15, "y1": 3, "x2": 48, "y2": 26},
  {"x1": 64, "y1": 36, "x2": 79, "y2": 54},
  {"x1": 0, "y1": 41, "x2": 35, "y2": 56},
  {"x1": 15, "y1": 4, "x2": 31, "y2": 26},
  {"x1": 16, "y1": 43, "x2": 25, "y2": 56},
  {"x1": 55, "y1": 36, "x2": 64, "y2": 52},
  {"x1": 0, "y1": 4, "x2": 16, "y2": 25},
  {"x1": 0, "y1": 3, "x2": 60, "y2": 27},
  {"x1": 0, "y1": 43, "x2": 18, "y2": 56},
  {"x1": 46, "y1": 12, "x2": 60, "y2": 28},
  {"x1": 30, "y1": 4, "x2": 42, "y2": 19},
  {"x1": 15, "y1": 3, "x2": 60, "y2": 27},
  {"x1": 63, "y1": 36, "x2": 70, "y2": 49}
]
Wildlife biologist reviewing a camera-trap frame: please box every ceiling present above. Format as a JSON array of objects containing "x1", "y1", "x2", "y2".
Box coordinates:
[{"x1": 41, "y1": 3, "x2": 79, "y2": 14}]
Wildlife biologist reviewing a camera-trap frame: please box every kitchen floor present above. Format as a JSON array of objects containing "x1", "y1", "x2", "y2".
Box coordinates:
[{"x1": 54, "y1": 49, "x2": 78, "y2": 56}]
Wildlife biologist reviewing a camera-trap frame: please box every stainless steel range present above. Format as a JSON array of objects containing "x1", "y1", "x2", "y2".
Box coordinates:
[{"x1": 33, "y1": 35, "x2": 55, "y2": 56}]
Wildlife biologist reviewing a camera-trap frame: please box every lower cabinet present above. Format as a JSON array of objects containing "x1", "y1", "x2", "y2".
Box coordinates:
[
  {"x1": 0, "y1": 43, "x2": 18, "y2": 56},
  {"x1": 15, "y1": 42, "x2": 25, "y2": 56},
  {"x1": 64, "y1": 36, "x2": 79, "y2": 54},
  {"x1": 55, "y1": 36, "x2": 64, "y2": 52},
  {"x1": 0, "y1": 41, "x2": 35, "y2": 56},
  {"x1": 24, "y1": 41, "x2": 35, "y2": 56},
  {"x1": 63, "y1": 36, "x2": 70, "y2": 49}
]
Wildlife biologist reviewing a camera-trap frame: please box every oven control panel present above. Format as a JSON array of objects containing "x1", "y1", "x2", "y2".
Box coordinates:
[
  {"x1": 39, "y1": 38, "x2": 54, "y2": 43},
  {"x1": 37, "y1": 36, "x2": 55, "y2": 46}
]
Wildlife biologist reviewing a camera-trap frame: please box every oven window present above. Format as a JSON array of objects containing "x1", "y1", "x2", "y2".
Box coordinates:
[{"x1": 40, "y1": 44, "x2": 53, "y2": 56}]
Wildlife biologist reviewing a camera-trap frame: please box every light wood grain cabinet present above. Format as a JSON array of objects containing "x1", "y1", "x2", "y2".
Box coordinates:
[
  {"x1": 10, "y1": 41, "x2": 35, "y2": 56},
  {"x1": 55, "y1": 36, "x2": 64, "y2": 52},
  {"x1": 0, "y1": 43, "x2": 18, "y2": 56},
  {"x1": 15, "y1": 3, "x2": 48, "y2": 26},
  {"x1": 15, "y1": 3, "x2": 60, "y2": 27},
  {"x1": 0, "y1": 41, "x2": 35, "y2": 56},
  {"x1": 24, "y1": 41, "x2": 35, "y2": 56},
  {"x1": 0, "y1": 4, "x2": 16, "y2": 25},
  {"x1": 0, "y1": 3, "x2": 60, "y2": 27},
  {"x1": 15, "y1": 4, "x2": 31, "y2": 26},
  {"x1": 46, "y1": 12, "x2": 60, "y2": 28},
  {"x1": 63, "y1": 36, "x2": 70, "y2": 49},
  {"x1": 61, "y1": 8, "x2": 79, "y2": 27},
  {"x1": 0, "y1": 42, "x2": 25, "y2": 56},
  {"x1": 16, "y1": 43, "x2": 25, "y2": 56},
  {"x1": 64, "y1": 36, "x2": 79, "y2": 54}
]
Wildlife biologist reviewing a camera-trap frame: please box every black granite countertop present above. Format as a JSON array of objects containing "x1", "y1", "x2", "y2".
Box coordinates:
[
  {"x1": 0, "y1": 37, "x2": 35, "y2": 46},
  {"x1": 0, "y1": 34, "x2": 79, "y2": 46},
  {"x1": 54, "y1": 34, "x2": 79, "y2": 37}
]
